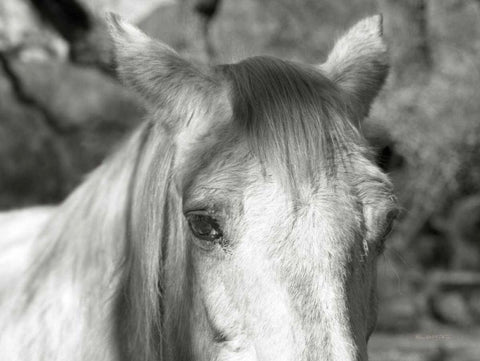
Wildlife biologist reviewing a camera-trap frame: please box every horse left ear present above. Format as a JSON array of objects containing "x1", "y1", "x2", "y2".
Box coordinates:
[
  {"x1": 320, "y1": 15, "x2": 389, "y2": 120},
  {"x1": 106, "y1": 13, "x2": 216, "y2": 129}
]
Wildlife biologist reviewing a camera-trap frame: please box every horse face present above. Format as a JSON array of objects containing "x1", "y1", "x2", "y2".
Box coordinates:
[
  {"x1": 182, "y1": 141, "x2": 396, "y2": 361},
  {"x1": 108, "y1": 14, "x2": 396, "y2": 361}
]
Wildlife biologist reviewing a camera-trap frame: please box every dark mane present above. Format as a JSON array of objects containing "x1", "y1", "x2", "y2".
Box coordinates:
[{"x1": 220, "y1": 56, "x2": 362, "y2": 190}]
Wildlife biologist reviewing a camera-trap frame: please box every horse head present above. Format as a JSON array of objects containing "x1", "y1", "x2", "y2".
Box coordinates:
[{"x1": 107, "y1": 14, "x2": 397, "y2": 361}]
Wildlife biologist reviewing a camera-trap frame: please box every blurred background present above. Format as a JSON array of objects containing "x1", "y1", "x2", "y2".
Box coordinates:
[{"x1": 1, "y1": 0, "x2": 480, "y2": 360}]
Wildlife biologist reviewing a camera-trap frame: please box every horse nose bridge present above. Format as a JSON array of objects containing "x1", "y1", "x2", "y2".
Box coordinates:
[
  {"x1": 275, "y1": 202, "x2": 367, "y2": 361},
  {"x1": 308, "y1": 282, "x2": 365, "y2": 361},
  {"x1": 322, "y1": 326, "x2": 367, "y2": 361},
  {"x1": 284, "y1": 199, "x2": 359, "y2": 277},
  {"x1": 274, "y1": 247, "x2": 363, "y2": 361}
]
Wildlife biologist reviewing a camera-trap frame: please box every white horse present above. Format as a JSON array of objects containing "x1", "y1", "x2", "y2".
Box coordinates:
[{"x1": 0, "y1": 14, "x2": 397, "y2": 361}]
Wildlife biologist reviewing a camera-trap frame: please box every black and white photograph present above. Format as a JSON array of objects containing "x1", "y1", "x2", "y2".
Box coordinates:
[{"x1": 0, "y1": 0, "x2": 479, "y2": 360}]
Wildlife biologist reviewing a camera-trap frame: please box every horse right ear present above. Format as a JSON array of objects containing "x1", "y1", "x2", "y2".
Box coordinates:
[{"x1": 106, "y1": 13, "x2": 217, "y2": 127}]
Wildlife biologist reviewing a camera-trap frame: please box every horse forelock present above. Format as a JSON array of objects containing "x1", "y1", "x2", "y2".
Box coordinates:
[
  {"x1": 122, "y1": 120, "x2": 199, "y2": 361},
  {"x1": 218, "y1": 56, "x2": 365, "y2": 196}
]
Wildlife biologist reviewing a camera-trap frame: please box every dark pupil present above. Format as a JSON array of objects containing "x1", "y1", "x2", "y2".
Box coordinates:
[
  {"x1": 192, "y1": 218, "x2": 213, "y2": 235},
  {"x1": 189, "y1": 215, "x2": 221, "y2": 240}
]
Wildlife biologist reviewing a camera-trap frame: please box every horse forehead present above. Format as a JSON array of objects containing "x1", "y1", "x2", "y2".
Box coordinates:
[
  {"x1": 243, "y1": 175, "x2": 363, "y2": 243},
  {"x1": 189, "y1": 141, "x2": 366, "y2": 212}
]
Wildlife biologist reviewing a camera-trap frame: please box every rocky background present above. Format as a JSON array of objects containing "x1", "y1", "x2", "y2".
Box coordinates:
[{"x1": 1, "y1": 0, "x2": 480, "y2": 360}]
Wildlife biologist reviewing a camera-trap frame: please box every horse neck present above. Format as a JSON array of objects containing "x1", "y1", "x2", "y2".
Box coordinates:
[
  {"x1": 38, "y1": 123, "x2": 150, "y2": 288},
  {"x1": 1, "y1": 124, "x2": 150, "y2": 361}
]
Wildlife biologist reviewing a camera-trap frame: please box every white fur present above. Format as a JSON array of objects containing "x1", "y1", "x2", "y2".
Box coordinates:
[{"x1": 0, "y1": 207, "x2": 54, "y2": 295}]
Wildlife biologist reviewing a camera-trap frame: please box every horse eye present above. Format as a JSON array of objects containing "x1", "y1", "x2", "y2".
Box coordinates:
[
  {"x1": 381, "y1": 209, "x2": 398, "y2": 239},
  {"x1": 375, "y1": 209, "x2": 398, "y2": 255},
  {"x1": 186, "y1": 213, "x2": 223, "y2": 242}
]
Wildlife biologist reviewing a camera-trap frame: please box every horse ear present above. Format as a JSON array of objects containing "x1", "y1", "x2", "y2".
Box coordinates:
[
  {"x1": 320, "y1": 15, "x2": 389, "y2": 119},
  {"x1": 106, "y1": 13, "x2": 214, "y2": 123}
]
